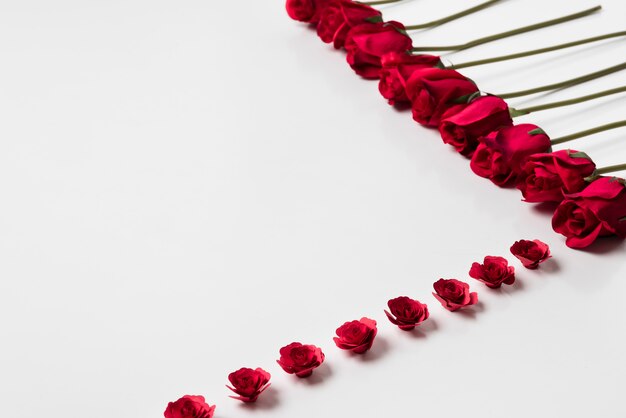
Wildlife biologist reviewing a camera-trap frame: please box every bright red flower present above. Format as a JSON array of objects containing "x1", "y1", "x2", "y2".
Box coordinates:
[
  {"x1": 552, "y1": 177, "x2": 626, "y2": 249},
  {"x1": 317, "y1": 0, "x2": 381, "y2": 49},
  {"x1": 285, "y1": 0, "x2": 331, "y2": 24},
  {"x1": 226, "y1": 367, "x2": 271, "y2": 403},
  {"x1": 510, "y1": 239, "x2": 551, "y2": 269},
  {"x1": 378, "y1": 52, "x2": 442, "y2": 106},
  {"x1": 333, "y1": 317, "x2": 377, "y2": 354},
  {"x1": 164, "y1": 395, "x2": 215, "y2": 418},
  {"x1": 277, "y1": 342, "x2": 325, "y2": 378},
  {"x1": 384, "y1": 297, "x2": 429, "y2": 331},
  {"x1": 432, "y1": 279, "x2": 478, "y2": 312},
  {"x1": 469, "y1": 256, "x2": 516, "y2": 289}
]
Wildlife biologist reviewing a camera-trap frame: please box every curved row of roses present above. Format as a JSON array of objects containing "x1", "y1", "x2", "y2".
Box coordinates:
[{"x1": 165, "y1": 239, "x2": 552, "y2": 417}]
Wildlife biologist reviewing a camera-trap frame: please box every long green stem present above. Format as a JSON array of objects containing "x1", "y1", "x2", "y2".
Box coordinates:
[
  {"x1": 450, "y1": 31, "x2": 626, "y2": 70},
  {"x1": 551, "y1": 120, "x2": 626, "y2": 145},
  {"x1": 411, "y1": 6, "x2": 602, "y2": 52},
  {"x1": 510, "y1": 86, "x2": 626, "y2": 117},
  {"x1": 361, "y1": 0, "x2": 403, "y2": 5},
  {"x1": 596, "y1": 163, "x2": 626, "y2": 175},
  {"x1": 405, "y1": 0, "x2": 502, "y2": 30}
]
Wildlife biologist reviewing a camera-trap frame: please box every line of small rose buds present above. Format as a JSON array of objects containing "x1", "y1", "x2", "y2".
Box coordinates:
[{"x1": 164, "y1": 239, "x2": 551, "y2": 418}]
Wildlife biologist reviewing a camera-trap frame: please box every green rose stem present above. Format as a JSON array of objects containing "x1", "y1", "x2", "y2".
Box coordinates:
[
  {"x1": 411, "y1": 6, "x2": 602, "y2": 52},
  {"x1": 508, "y1": 86, "x2": 626, "y2": 117},
  {"x1": 449, "y1": 31, "x2": 626, "y2": 70},
  {"x1": 403, "y1": 0, "x2": 503, "y2": 30},
  {"x1": 550, "y1": 120, "x2": 626, "y2": 145},
  {"x1": 595, "y1": 163, "x2": 626, "y2": 175}
]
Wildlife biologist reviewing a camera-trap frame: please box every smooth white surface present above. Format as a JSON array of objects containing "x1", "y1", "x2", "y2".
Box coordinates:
[{"x1": 1, "y1": 1, "x2": 625, "y2": 417}]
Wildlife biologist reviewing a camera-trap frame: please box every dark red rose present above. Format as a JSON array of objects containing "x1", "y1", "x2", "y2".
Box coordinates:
[
  {"x1": 470, "y1": 124, "x2": 552, "y2": 187},
  {"x1": 406, "y1": 68, "x2": 478, "y2": 127},
  {"x1": 277, "y1": 342, "x2": 325, "y2": 378},
  {"x1": 286, "y1": 0, "x2": 331, "y2": 24},
  {"x1": 469, "y1": 256, "x2": 516, "y2": 289},
  {"x1": 384, "y1": 296, "x2": 429, "y2": 331},
  {"x1": 226, "y1": 367, "x2": 271, "y2": 403},
  {"x1": 164, "y1": 395, "x2": 215, "y2": 418},
  {"x1": 344, "y1": 21, "x2": 413, "y2": 79},
  {"x1": 378, "y1": 52, "x2": 442, "y2": 106},
  {"x1": 510, "y1": 239, "x2": 551, "y2": 269},
  {"x1": 552, "y1": 177, "x2": 626, "y2": 249},
  {"x1": 517, "y1": 150, "x2": 597, "y2": 203},
  {"x1": 317, "y1": 0, "x2": 381, "y2": 49},
  {"x1": 432, "y1": 279, "x2": 478, "y2": 312},
  {"x1": 333, "y1": 317, "x2": 377, "y2": 354},
  {"x1": 439, "y1": 95, "x2": 513, "y2": 157}
]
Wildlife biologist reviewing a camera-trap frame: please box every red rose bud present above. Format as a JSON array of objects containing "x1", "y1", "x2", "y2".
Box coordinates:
[
  {"x1": 406, "y1": 68, "x2": 478, "y2": 127},
  {"x1": 333, "y1": 317, "x2": 377, "y2": 354},
  {"x1": 439, "y1": 95, "x2": 513, "y2": 157},
  {"x1": 164, "y1": 395, "x2": 215, "y2": 418},
  {"x1": 226, "y1": 368, "x2": 271, "y2": 403},
  {"x1": 384, "y1": 296, "x2": 429, "y2": 331},
  {"x1": 471, "y1": 124, "x2": 552, "y2": 187},
  {"x1": 517, "y1": 150, "x2": 597, "y2": 203},
  {"x1": 277, "y1": 342, "x2": 325, "y2": 378},
  {"x1": 510, "y1": 239, "x2": 551, "y2": 269},
  {"x1": 345, "y1": 21, "x2": 413, "y2": 79},
  {"x1": 469, "y1": 256, "x2": 516, "y2": 289},
  {"x1": 379, "y1": 52, "x2": 442, "y2": 106},
  {"x1": 432, "y1": 278, "x2": 478, "y2": 312},
  {"x1": 317, "y1": 0, "x2": 381, "y2": 49},
  {"x1": 286, "y1": 0, "x2": 331, "y2": 24},
  {"x1": 552, "y1": 177, "x2": 626, "y2": 249}
]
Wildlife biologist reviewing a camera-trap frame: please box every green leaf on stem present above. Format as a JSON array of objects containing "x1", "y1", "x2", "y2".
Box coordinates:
[
  {"x1": 528, "y1": 127, "x2": 547, "y2": 136},
  {"x1": 452, "y1": 91, "x2": 481, "y2": 104},
  {"x1": 509, "y1": 108, "x2": 529, "y2": 117},
  {"x1": 365, "y1": 15, "x2": 383, "y2": 24},
  {"x1": 568, "y1": 151, "x2": 592, "y2": 160}
]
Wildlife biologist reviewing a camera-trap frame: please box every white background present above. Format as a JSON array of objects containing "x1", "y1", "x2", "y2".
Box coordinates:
[{"x1": 1, "y1": 0, "x2": 625, "y2": 417}]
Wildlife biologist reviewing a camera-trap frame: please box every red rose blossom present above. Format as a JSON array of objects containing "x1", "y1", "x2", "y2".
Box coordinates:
[
  {"x1": 432, "y1": 279, "x2": 478, "y2": 312},
  {"x1": 517, "y1": 150, "x2": 597, "y2": 203},
  {"x1": 277, "y1": 342, "x2": 325, "y2": 378},
  {"x1": 471, "y1": 124, "x2": 552, "y2": 187},
  {"x1": 384, "y1": 296, "x2": 429, "y2": 331},
  {"x1": 510, "y1": 239, "x2": 551, "y2": 269},
  {"x1": 469, "y1": 256, "x2": 516, "y2": 289},
  {"x1": 344, "y1": 21, "x2": 413, "y2": 79},
  {"x1": 164, "y1": 395, "x2": 215, "y2": 418},
  {"x1": 285, "y1": 0, "x2": 331, "y2": 24},
  {"x1": 333, "y1": 317, "x2": 377, "y2": 354},
  {"x1": 406, "y1": 68, "x2": 478, "y2": 127},
  {"x1": 379, "y1": 52, "x2": 442, "y2": 106},
  {"x1": 552, "y1": 177, "x2": 626, "y2": 249},
  {"x1": 317, "y1": 0, "x2": 381, "y2": 49},
  {"x1": 226, "y1": 367, "x2": 271, "y2": 403},
  {"x1": 439, "y1": 95, "x2": 513, "y2": 157}
]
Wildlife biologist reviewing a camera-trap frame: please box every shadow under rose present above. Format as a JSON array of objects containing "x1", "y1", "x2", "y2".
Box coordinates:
[
  {"x1": 536, "y1": 257, "x2": 561, "y2": 274},
  {"x1": 355, "y1": 335, "x2": 390, "y2": 363},
  {"x1": 490, "y1": 278, "x2": 525, "y2": 296},
  {"x1": 238, "y1": 386, "x2": 280, "y2": 411},
  {"x1": 297, "y1": 362, "x2": 332, "y2": 386},
  {"x1": 405, "y1": 317, "x2": 439, "y2": 339},
  {"x1": 455, "y1": 300, "x2": 485, "y2": 320},
  {"x1": 578, "y1": 236, "x2": 626, "y2": 255}
]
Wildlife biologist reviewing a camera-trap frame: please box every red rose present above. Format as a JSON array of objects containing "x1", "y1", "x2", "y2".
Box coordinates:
[
  {"x1": 432, "y1": 279, "x2": 478, "y2": 312},
  {"x1": 164, "y1": 395, "x2": 215, "y2": 418},
  {"x1": 517, "y1": 150, "x2": 597, "y2": 203},
  {"x1": 510, "y1": 239, "x2": 551, "y2": 269},
  {"x1": 344, "y1": 21, "x2": 413, "y2": 79},
  {"x1": 378, "y1": 52, "x2": 442, "y2": 106},
  {"x1": 552, "y1": 177, "x2": 626, "y2": 249},
  {"x1": 469, "y1": 256, "x2": 516, "y2": 289},
  {"x1": 439, "y1": 95, "x2": 513, "y2": 157},
  {"x1": 406, "y1": 68, "x2": 478, "y2": 127},
  {"x1": 384, "y1": 296, "x2": 429, "y2": 331},
  {"x1": 286, "y1": 0, "x2": 331, "y2": 24},
  {"x1": 317, "y1": 0, "x2": 381, "y2": 49},
  {"x1": 226, "y1": 367, "x2": 271, "y2": 403},
  {"x1": 333, "y1": 317, "x2": 377, "y2": 354},
  {"x1": 470, "y1": 124, "x2": 552, "y2": 187},
  {"x1": 277, "y1": 342, "x2": 325, "y2": 378}
]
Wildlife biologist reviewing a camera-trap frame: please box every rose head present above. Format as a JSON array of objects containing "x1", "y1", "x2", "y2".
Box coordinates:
[
  {"x1": 333, "y1": 317, "x2": 377, "y2": 354},
  {"x1": 317, "y1": 0, "x2": 381, "y2": 49},
  {"x1": 406, "y1": 68, "x2": 478, "y2": 127},
  {"x1": 286, "y1": 0, "x2": 331, "y2": 23},
  {"x1": 471, "y1": 124, "x2": 552, "y2": 187},
  {"x1": 384, "y1": 296, "x2": 429, "y2": 331},
  {"x1": 439, "y1": 95, "x2": 513, "y2": 157},
  {"x1": 552, "y1": 177, "x2": 626, "y2": 249},
  {"x1": 226, "y1": 367, "x2": 271, "y2": 403},
  {"x1": 469, "y1": 256, "x2": 516, "y2": 289},
  {"x1": 164, "y1": 395, "x2": 215, "y2": 418},
  {"x1": 345, "y1": 21, "x2": 413, "y2": 79},
  {"x1": 432, "y1": 279, "x2": 478, "y2": 312},
  {"x1": 517, "y1": 150, "x2": 597, "y2": 203},
  {"x1": 378, "y1": 52, "x2": 442, "y2": 106},
  {"x1": 510, "y1": 239, "x2": 551, "y2": 269},
  {"x1": 277, "y1": 342, "x2": 325, "y2": 378}
]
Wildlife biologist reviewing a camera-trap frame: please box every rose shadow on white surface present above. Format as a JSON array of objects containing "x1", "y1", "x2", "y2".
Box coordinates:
[
  {"x1": 455, "y1": 300, "x2": 486, "y2": 320},
  {"x1": 295, "y1": 363, "x2": 333, "y2": 386},
  {"x1": 237, "y1": 386, "x2": 281, "y2": 411},
  {"x1": 355, "y1": 335, "x2": 391, "y2": 363},
  {"x1": 405, "y1": 317, "x2": 439, "y2": 339}
]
